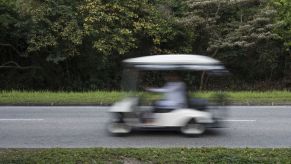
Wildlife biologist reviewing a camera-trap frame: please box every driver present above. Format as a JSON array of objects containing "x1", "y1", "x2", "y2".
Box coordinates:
[{"x1": 146, "y1": 73, "x2": 187, "y2": 109}]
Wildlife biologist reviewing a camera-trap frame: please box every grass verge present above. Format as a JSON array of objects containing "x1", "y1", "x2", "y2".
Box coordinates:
[
  {"x1": 0, "y1": 148, "x2": 290, "y2": 163},
  {"x1": 0, "y1": 90, "x2": 290, "y2": 105}
]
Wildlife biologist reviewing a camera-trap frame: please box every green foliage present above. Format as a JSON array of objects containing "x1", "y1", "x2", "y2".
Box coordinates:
[
  {"x1": 0, "y1": 0, "x2": 175, "y2": 90},
  {"x1": 0, "y1": 0, "x2": 290, "y2": 90},
  {"x1": 180, "y1": 0, "x2": 286, "y2": 80},
  {"x1": 79, "y1": 0, "x2": 170, "y2": 55},
  {"x1": 0, "y1": 0, "x2": 29, "y2": 55},
  {"x1": 24, "y1": 0, "x2": 83, "y2": 63},
  {"x1": 24, "y1": 0, "x2": 172, "y2": 62},
  {"x1": 272, "y1": 0, "x2": 291, "y2": 51}
]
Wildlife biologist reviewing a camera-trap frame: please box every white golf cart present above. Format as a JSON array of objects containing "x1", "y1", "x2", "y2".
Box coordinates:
[{"x1": 107, "y1": 54, "x2": 229, "y2": 136}]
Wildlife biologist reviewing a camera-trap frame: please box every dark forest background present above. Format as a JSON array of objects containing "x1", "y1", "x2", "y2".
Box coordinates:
[{"x1": 1, "y1": 0, "x2": 290, "y2": 91}]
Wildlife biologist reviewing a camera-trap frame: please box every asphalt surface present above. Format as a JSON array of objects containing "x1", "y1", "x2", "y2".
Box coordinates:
[{"x1": 0, "y1": 106, "x2": 290, "y2": 148}]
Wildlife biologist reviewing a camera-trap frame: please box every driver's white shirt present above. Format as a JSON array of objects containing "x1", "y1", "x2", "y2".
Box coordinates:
[{"x1": 147, "y1": 82, "x2": 187, "y2": 108}]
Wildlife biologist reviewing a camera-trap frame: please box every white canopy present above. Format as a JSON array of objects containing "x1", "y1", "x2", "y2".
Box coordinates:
[
  {"x1": 123, "y1": 54, "x2": 226, "y2": 71},
  {"x1": 124, "y1": 54, "x2": 220, "y2": 65}
]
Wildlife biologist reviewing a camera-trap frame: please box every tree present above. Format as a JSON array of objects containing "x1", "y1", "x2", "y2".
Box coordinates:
[
  {"x1": 6, "y1": 0, "x2": 175, "y2": 90},
  {"x1": 182, "y1": 0, "x2": 285, "y2": 89},
  {"x1": 21, "y1": 0, "x2": 83, "y2": 63},
  {"x1": 0, "y1": 0, "x2": 29, "y2": 60},
  {"x1": 272, "y1": 0, "x2": 291, "y2": 85},
  {"x1": 79, "y1": 0, "x2": 173, "y2": 56},
  {"x1": 0, "y1": 0, "x2": 289, "y2": 90},
  {"x1": 272, "y1": 0, "x2": 291, "y2": 52}
]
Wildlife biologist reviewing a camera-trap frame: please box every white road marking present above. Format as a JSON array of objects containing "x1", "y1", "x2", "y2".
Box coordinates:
[
  {"x1": 0, "y1": 119, "x2": 44, "y2": 121},
  {"x1": 221, "y1": 119, "x2": 256, "y2": 122}
]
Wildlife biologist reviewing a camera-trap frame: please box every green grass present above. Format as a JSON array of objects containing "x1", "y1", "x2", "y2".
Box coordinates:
[
  {"x1": 194, "y1": 91, "x2": 291, "y2": 105},
  {"x1": 0, "y1": 91, "x2": 127, "y2": 105},
  {"x1": 0, "y1": 148, "x2": 290, "y2": 163},
  {"x1": 0, "y1": 90, "x2": 290, "y2": 105}
]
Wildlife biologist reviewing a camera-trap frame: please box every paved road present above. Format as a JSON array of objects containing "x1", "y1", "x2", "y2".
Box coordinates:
[{"x1": 0, "y1": 106, "x2": 290, "y2": 148}]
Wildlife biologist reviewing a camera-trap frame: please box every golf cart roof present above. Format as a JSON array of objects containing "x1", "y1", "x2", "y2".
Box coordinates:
[{"x1": 123, "y1": 54, "x2": 226, "y2": 71}]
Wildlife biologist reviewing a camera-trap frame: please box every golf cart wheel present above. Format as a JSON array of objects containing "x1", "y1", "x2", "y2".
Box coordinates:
[
  {"x1": 107, "y1": 122, "x2": 132, "y2": 136},
  {"x1": 180, "y1": 119, "x2": 205, "y2": 136}
]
